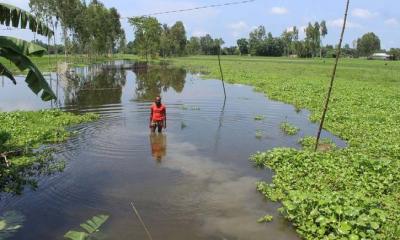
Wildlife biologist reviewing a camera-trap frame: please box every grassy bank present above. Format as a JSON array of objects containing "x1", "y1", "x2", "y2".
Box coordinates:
[
  {"x1": 168, "y1": 56, "x2": 400, "y2": 239},
  {"x1": 0, "y1": 110, "x2": 98, "y2": 194}
]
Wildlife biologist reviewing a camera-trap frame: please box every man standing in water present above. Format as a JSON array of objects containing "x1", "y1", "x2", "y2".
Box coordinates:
[{"x1": 150, "y1": 96, "x2": 167, "y2": 133}]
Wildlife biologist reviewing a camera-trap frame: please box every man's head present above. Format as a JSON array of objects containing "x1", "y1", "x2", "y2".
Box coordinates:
[{"x1": 155, "y1": 96, "x2": 162, "y2": 106}]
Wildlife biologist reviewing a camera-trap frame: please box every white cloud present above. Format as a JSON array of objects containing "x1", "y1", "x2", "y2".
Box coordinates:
[
  {"x1": 228, "y1": 21, "x2": 249, "y2": 38},
  {"x1": 328, "y1": 18, "x2": 361, "y2": 28},
  {"x1": 352, "y1": 8, "x2": 378, "y2": 19},
  {"x1": 384, "y1": 18, "x2": 399, "y2": 26},
  {"x1": 270, "y1": 7, "x2": 288, "y2": 15}
]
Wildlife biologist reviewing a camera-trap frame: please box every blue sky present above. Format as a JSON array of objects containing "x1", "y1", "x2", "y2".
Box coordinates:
[{"x1": 2, "y1": 0, "x2": 399, "y2": 49}]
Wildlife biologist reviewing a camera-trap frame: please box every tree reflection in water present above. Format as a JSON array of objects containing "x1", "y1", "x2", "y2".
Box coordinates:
[
  {"x1": 133, "y1": 62, "x2": 186, "y2": 101},
  {"x1": 63, "y1": 64, "x2": 127, "y2": 107}
]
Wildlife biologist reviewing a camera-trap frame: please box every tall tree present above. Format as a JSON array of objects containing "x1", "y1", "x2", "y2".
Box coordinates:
[
  {"x1": 249, "y1": 25, "x2": 266, "y2": 56},
  {"x1": 107, "y1": 7, "x2": 124, "y2": 55},
  {"x1": 159, "y1": 24, "x2": 172, "y2": 57},
  {"x1": 129, "y1": 16, "x2": 162, "y2": 61},
  {"x1": 186, "y1": 37, "x2": 201, "y2": 55},
  {"x1": 237, "y1": 38, "x2": 249, "y2": 55},
  {"x1": 357, "y1": 32, "x2": 381, "y2": 56},
  {"x1": 319, "y1": 20, "x2": 328, "y2": 58},
  {"x1": 200, "y1": 34, "x2": 214, "y2": 55},
  {"x1": 170, "y1": 21, "x2": 187, "y2": 56}
]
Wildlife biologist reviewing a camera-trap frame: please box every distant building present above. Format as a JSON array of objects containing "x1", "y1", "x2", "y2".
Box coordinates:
[{"x1": 368, "y1": 53, "x2": 392, "y2": 60}]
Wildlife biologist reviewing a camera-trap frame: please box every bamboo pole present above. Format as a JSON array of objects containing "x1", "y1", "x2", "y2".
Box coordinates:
[
  {"x1": 130, "y1": 201, "x2": 153, "y2": 240},
  {"x1": 315, "y1": 0, "x2": 350, "y2": 151},
  {"x1": 217, "y1": 46, "x2": 227, "y2": 100}
]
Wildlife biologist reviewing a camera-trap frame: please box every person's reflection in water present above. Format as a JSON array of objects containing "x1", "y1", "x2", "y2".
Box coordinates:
[{"x1": 149, "y1": 133, "x2": 167, "y2": 163}]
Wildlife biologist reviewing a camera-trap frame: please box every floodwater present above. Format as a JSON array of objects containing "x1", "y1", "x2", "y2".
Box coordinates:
[{"x1": 0, "y1": 61, "x2": 344, "y2": 240}]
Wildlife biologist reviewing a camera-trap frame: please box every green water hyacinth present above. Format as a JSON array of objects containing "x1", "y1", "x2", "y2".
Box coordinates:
[
  {"x1": 280, "y1": 122, "x2": 299, "y2": 135},
  {"x1": 167, "y1": 56, "x2": 400, "y2": 239}
]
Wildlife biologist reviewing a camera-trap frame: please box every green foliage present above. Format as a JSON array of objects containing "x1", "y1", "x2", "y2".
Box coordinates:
[
  {"x1": 0, "y1": 36, "x2": 56, "y2": 101},
  {"x1": 129, "y1": 16, "x2": 162, "y2": 61},
  {"x1": 0, "y1": 3, "x2": 56, "y2": 101},
  {"x1": 249, "y1": 26, "x2": 285, "y2": 57},
  {"x1": 257, "y1": 215, "x2": 273, "y2": 223},
  {"x1": 0, "y1": 110, "x2": 98, "y2": 194},
  {"x1": 168, "y1": 56, "x2": 400, "y2": 239},
  {"x1": 64, "y1": 215, "x2": 109, "y2": 240},
  {"x1": 357, "y1": 32, "x2": 381, "y2": 57},
  {"x1": 299, "y1": 136, "x2": 336, "y2": 151},
  {"x1": 280, "y1": 122, "x2": 299, "y2": 135},
  {"x1": 254, "y1": 115, "x2": 265, "y2": 121},
  {"x1": 0, "y1": 3, "x2": 53, "y2": 37},
  {"x1": 237, "y1": 38, "x2": 249, "y2": 55}
]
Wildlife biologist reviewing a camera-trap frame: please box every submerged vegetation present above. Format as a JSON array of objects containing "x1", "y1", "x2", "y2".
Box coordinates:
[
  {"x1": 169, "y1": 55, "x2": 400, "y2": 239},
  {"x1": 280, "y1": 121, "x2": 300, "y2": 135},
  {"x1": 254, "y1": 115, "x2": 265, "y2": 121},
  {"x1": 64, "y1": 214, "x2": 109, "y2": 240},
  {"x1": 0, "y1": 110, "x2": 97, "y2": 194}
]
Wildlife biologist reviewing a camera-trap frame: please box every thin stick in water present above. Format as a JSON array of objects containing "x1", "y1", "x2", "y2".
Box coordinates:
[
  {"x1": 218, "y1": 47, "x2": 227, "y2": 100},
  {"x1": 130, "y1": 201, "x2": 153, "y2": 240},
  {"x1": 315, "y1": 0, "x2": 350, "y2": 151}
]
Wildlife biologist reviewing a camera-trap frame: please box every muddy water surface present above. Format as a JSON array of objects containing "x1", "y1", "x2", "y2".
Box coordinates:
[{"x1": 0, "y1": 61, "x2": 344, "y2": 240}]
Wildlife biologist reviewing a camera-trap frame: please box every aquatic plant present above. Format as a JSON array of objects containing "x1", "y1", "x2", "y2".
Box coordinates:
[
  {"x1": 280, "y1": 122, "x2": 299, "y2": 135},
  {"x1": 0, "y1": 110, "x2": 98, "y2": 194},
  {"x1": 64, "y1": 215, "x2": 109, "y2": 240},
  {"x1": 254, "y1": 115, "x2": 265, "y2": 121},
  {"x1": 299, "y1": 136, "x2": 335, "y2": 151},
  {"x1": 257, "y1": 215, "x2": 273, "y2": 223},
  {"x1": 169, "y1": 56, "x2": 400, "y2": 239}
]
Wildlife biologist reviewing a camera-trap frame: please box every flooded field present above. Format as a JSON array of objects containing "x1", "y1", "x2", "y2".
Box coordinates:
[{"x1": 0, "y1": 61, "x2": 344, "y2": 239}]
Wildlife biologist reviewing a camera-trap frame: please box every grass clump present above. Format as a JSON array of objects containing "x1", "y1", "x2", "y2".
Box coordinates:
[
  {"x1": 280, "y1": 122, "x2": 299, "y2": 135},
  {"x1": 169, "y1": 56, "x2": 400, "y2": 239},
  {"x1": 0, "y1": 110, "x2": 98, "y2": 194}
]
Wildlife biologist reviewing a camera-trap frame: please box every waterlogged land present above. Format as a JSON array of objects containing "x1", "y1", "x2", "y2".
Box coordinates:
[
  {"x1": 0, "y1": 61, "x2": 347, "y2": 239},
  {"x1": 168, "y1": 56, "x2": 400, "y2": 239},
  {"x1": 0, "y1": 110, "x2": 98, "y2": 194}
]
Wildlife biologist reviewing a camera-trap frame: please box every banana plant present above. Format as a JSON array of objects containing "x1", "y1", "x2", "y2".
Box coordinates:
[{"x1": 0, "y1": 3, "x2": 56, "y2": 101}]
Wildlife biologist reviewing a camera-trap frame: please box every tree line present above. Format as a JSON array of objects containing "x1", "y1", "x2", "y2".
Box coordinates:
[
  {"x1": 25, "y1": 1, "x2": 398, "y2": 60},
  {"x1": 29, "y1": 0, "x2": 124, "y2": 56}
]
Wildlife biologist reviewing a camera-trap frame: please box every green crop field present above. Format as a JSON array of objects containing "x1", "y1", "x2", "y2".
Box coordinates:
[{"x1": 168, "y1": 55, "x2": 400, "y2": 239}]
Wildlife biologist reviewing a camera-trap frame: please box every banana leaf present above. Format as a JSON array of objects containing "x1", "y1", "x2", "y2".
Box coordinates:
[
  {"x1": 0, "y1": 36, "x2": 46, "y2": 57},
  {"x1": 0, "y1": 3, "x2": 53, "y2": 38},
  {"x1": 0, "y1": 63, "x2": 16, "y2": 84},
  {"x1": 64, "y1": 231, "x2": 89, "y2": 240},
  {"x1": 0, "y1": 46, "x2": 56, "y2": 101}
]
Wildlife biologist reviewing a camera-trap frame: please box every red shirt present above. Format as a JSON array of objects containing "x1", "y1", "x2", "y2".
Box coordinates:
[{"x1": 151, "y1": 103, "x2": 166, "y2": 121}]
